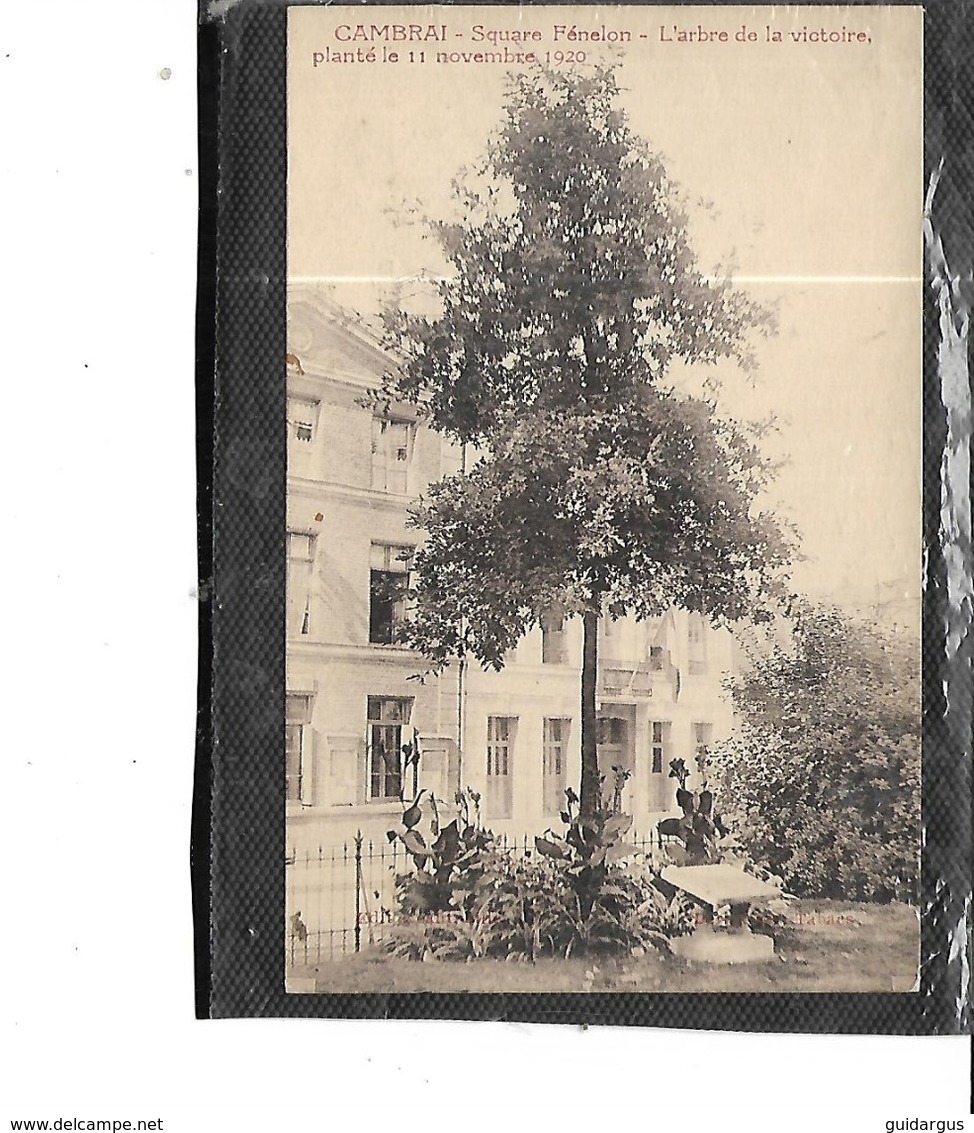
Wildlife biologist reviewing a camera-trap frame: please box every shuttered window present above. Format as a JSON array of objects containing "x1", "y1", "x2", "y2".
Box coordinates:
[
  {"x1": 486, "y1": 716, "x2": 515, "y2": 819},
  {"x1": 688, "y1": 613, "x2": 708, "y2": 675},
  {"x1": 694, "y1": 722, "x2": 713, "y2": 772},
  {"x1": 287, "y1": 396, "x2": 319, "y2": 443},
  {"x1": 543, "y1": 718, "x2": 569, "y2": 815},
  {"x1": 286, "y1": 694, "x2": 313, "y2": 804},
  {"x1": 288, "y1": 532, "x2": 315, "y2": 637},
  {"x1": 651, "y1": 720, "x2": 670, "y2": 776},
  {"x1": 367, "y1": 697, "x2": 412, "y2": 800},
  {"x1": 369, "y1": 544, "x2": 412, "y2": 644},
  {"x1": 541, "y1": 611, "x2": 568, "y2": 665},
  {"x1": 371, "y1": 417, "x2": 414, "y2": 493}
]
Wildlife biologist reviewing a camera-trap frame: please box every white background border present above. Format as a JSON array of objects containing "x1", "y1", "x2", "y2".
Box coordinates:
[{"x1": 0, "y1": 1, "x2": 968, "y2": 1126}]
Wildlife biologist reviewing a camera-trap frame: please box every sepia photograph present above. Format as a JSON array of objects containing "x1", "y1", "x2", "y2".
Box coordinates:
[
  {"x1": 3, "y1": 2, "x2": 970, "y2": 1129},
  {"x1": 283, "y1": 3, "x2": 923, "y2": 994}
]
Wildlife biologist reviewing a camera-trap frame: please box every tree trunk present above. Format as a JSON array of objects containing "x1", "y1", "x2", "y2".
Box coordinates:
[{"x1": 580, "y1": 608, "x2": 600, "y2": 818}]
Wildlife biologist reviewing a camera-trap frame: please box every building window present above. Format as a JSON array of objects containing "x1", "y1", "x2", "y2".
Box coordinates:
[
  {"x1": 543, "y1": 718, "x2": 570, "y2": 815},
  {"x1": 367, "y1": 697, "x2": 412, "y2": 801},
  {"x1": 288, "y1": 531, "x2": 315, "y2": 637},
  {"x1": 597, "y1": 715, "x2": 625, "y2": 761},
  {"x1": 648, "y1": 645, "x2": 665, "y2": 671},
  {"x1": 290, "y1": 532, "x2": 314, "y2": 559},
  {"x1": 486, "y1": 716, "x2": 515, "y2": 819},
  {"x1": 286, "y1": 694, "x2": 313, "y2": 803},
  {"x1": 371, "y1": 416, "x2": 414, "y2": 493},
  {"x1": 693, "y1": 722, "x2": 713, "y2": 773},
  {"x1": 597, "y1": 718, "x2": 626, "y2": 747},
  {"x1": 602, "y1": 612, "x2": 621, "y2": 649},
  {"x1": 369, "y1": 543, "x2": 412, "y2": 644},
  {"x1": 688, "y1": 613, "x2": 708, "y2": 675},
  {"x1": 287, "y1": 396, "x2": 319, "y2": 443},
  {"x1": 541, "y1": 610, "x2": 568, "y2": 665},
  {"x1": 651, "y1": 721, "x2": 670, "y2": 775}
]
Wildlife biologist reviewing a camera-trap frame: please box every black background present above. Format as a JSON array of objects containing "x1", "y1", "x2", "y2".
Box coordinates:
[{"x1": 195, "y1": 0, "x2": 973, "y2": 1030}]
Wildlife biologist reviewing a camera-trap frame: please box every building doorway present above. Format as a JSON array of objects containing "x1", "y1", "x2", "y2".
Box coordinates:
[{"x1": 596, "y1": 706, "x2": 635, "y2": 811}]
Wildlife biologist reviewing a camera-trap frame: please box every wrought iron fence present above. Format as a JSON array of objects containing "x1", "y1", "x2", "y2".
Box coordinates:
[{"x1": 285, "y1": 829, "x2": 673, "y2": 969}]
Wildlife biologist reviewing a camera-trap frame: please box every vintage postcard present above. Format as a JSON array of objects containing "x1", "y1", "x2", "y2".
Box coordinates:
[{"x1": 283, "y1": 3, "x2": 923, "y2": 995}]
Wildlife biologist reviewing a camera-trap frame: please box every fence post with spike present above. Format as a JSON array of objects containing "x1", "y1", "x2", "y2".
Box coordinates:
[{"x1": 354, "y1": 830, "x2": 363, "y2": 954}]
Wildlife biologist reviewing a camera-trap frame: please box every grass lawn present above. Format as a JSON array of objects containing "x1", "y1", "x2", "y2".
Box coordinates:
[{"x1": 290, "y1": 899, "x2": 918, "y2": 994}]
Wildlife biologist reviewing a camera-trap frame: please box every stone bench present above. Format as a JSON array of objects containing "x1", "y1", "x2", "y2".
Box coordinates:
[{"x1": 661, "y1": 863, "x2": 782, "y2": 964}]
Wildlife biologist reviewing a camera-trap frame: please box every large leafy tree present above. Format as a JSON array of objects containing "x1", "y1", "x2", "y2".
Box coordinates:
[
  {"x1": 710, "y1": 606, "x2": 920, "y2": 901},
  {"x1": 379, "y1": 66, "x2": 791, "y2": 817}
]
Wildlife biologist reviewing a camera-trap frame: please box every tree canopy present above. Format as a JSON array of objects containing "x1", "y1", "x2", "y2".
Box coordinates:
[
  {"x1": 380, "y1": 66, "x2": 774, "y2": 445},
  {"x1": 377, "y1": 65, "x2": 792, "y2": 815},
  {"x1": 406, "y1": 395, "x2": 789, "y2": 672}
]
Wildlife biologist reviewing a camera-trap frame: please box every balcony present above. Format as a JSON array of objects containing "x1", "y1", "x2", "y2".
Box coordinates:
[{"x1": 599, "y1": 658, "x2": 674, "y2": 698}]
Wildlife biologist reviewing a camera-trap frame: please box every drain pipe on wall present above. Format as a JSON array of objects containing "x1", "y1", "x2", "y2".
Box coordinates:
[{"x1": 456, "y1": 441, "x2": 468, "y2": 789}]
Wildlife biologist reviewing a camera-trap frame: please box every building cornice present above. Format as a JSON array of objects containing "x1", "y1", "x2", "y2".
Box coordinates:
[
  {"x1": 287, "y1": 475, "x2": 420, "y2": 512},
  {"x1": 288, "y1": 639, "x2": 444, "y2": 671},
  {"x1": 288, "y1": 364, "x2": 388, "y2": 395}
]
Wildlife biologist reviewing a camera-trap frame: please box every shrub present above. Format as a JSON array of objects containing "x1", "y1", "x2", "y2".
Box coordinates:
[
  {"x1": 387, "y1": 789, "x2": 495, "y2": 924},
  {"x1": 710, "y1": 606, "x2": 920, "y2": 902},
  {"x1": 386, "y1": 850, "x2": 693, "y2": 963},
  {"x1": 384, "y1": 788, "x2": 693, "y2": 961}
]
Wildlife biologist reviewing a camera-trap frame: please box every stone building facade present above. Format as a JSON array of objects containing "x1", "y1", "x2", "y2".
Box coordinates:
[{"x1": 285, "y1": 286, "x2": 735, "y2": 856}]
